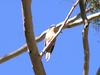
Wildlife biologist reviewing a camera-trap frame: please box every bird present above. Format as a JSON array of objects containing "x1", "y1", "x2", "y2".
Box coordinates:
[{"x1": 40, "y1": 25, "x2": 58, "y2": 61}]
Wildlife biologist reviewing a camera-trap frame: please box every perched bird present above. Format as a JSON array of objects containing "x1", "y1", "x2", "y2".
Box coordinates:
[{"x1": 40, "y1": 25, "x2": 58, "y2": 61}]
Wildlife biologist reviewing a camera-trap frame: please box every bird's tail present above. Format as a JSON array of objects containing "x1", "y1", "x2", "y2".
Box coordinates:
[{"x1": 45, "y1": 52, "x2": 51, "y2": 62}]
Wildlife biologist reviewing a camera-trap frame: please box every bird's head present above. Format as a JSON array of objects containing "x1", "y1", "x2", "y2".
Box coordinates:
[{"x1": 49, "y1": 24, "x2": 58, "y2": 32}]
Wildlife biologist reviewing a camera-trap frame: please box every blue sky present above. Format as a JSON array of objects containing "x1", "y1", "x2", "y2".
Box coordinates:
[{"x1": 0, "y1": 0, "x2": 100, "y2": 75}]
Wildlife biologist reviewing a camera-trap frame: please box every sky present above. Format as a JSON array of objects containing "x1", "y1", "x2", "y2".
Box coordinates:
[{"x1": 0, "y1": 0, "x2": 100, "y2": 75}]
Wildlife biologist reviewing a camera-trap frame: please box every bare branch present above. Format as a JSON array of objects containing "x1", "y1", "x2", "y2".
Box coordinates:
[
  {"x1": 79, "y1": 0, "x2": 90, "y2": 75},
  {"x1": 22, "y1": 0, "x2": 46, "y2": 75},
  {"x1": 66, "y1": 12, "x2": 100, "y2": 28},
  {"x1": 35, "y1": 30, "x2": 47, "y2": 42},
  {"x1": 68, "y1": 7, "x2": 93, "y2": 23},
  {"x1": 0, "y1": 33, "x2": 46, "y2": 64},
  {"x1": 0, "y1": 44, "x2": 27, "y2": 64},
  {"x1": 0, "y1": 12, "x2": 99, "y2": 64}
]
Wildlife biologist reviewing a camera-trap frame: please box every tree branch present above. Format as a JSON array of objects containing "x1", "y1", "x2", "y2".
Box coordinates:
[
  {"x1": 79, "y1": 0, "x2": 90, "y2": 75},
  {"x1": 0, "y1": 12, "x2": 99, "y2": 64},
  {"x1": 66, "y1": 12, "x2": 100, "y2": 28},
  {"x1": 68, "y1": 7, "x2": 93, "y2": 23},
  {"x1": 22, "y1": 0, "x2": 46, "y2": 75},
  {"x1": 0, "y1": 34, "x2": 46, "y2": 64},
  {"x1": 0, "y1": 44, "x2": 27, "y2": 64}
]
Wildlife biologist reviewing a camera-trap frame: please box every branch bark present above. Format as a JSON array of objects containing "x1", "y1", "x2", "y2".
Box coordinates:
[
  {"x1": 66, "y1": 12, "x2": 100, "y2": 28},
  {"x1": 0, "y1": 12, "x2": 99, "y2": 64},
  {"x1": 68, "y1": 7, "x2": 93, "y2": 23},
  {"x1": 0, "y1": 44, "x2": 27, "y2": 64},
  {"x1": 22, "y1": 0, "x2": 46, "y2": 75},
  {"x1": 79, "y1": 0, "x2": 90, "y2": 75}
]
